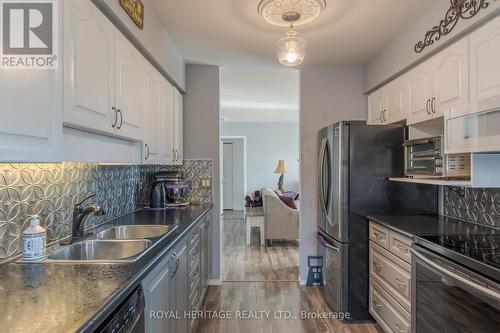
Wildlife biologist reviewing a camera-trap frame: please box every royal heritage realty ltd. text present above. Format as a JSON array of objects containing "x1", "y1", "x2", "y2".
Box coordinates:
[{"x1": 150, "y1": 310, "x2": 351, "y2": 321}]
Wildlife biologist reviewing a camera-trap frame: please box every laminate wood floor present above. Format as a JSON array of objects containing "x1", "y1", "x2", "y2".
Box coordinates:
[
  {"x1": 195, "y1": 282, "x2": 380, "y2": 333},
  {"x1": 222, "y1": 211, "x2": 299, "y2": 281}
]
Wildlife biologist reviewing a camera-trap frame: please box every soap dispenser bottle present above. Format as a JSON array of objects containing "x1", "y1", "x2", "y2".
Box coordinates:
[{"x1": 22, "y1": 216, "x2": 46, "y2": 260}]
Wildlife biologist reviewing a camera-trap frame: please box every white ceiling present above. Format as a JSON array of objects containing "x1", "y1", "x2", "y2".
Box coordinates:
[
  {"x1": 149, "y1": 0, "x2": 433, "y2": 67},
  {"x1": 220, "y1": 66, "x2": 299, "y2": 123}
]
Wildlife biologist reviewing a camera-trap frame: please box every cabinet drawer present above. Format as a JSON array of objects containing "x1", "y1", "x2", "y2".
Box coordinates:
[
  {"x1": 369, "y1": 223, "x2": 390, "y2": 249},
  {"x1": 370, "y1": 243, "x2": 411, "y2": 312},
  {"x1": 189, "y1": 228, "x2": 200, "y2": 248},
  {"x1": 370, "y1": 278, "x2": 411, "y2": 333},
  {"x1": 389, "y1": 233, "x2": 412, "y2": 263}
]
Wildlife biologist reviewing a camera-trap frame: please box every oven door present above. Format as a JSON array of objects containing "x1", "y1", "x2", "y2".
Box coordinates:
[{"x1": 411, "y1": 246, "x2": 500, "y2": 333}]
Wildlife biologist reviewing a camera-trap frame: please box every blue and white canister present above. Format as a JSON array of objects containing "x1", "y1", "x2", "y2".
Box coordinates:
[{"x1": 22, "y1": 216, "x2": 47, "y2": 260}]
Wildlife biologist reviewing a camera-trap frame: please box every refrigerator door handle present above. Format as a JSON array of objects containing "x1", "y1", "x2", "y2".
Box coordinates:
[
  {"x1": 317, "y1": 234, "x2": 340, "y2": 252},
  {"x1": 319, "y1": 138, "x2": 332, "y2": 225}
]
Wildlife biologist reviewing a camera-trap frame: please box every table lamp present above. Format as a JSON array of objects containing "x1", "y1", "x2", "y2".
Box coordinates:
[{"x1": 274, "y1": 160, "x2": 288, "y2": 192}]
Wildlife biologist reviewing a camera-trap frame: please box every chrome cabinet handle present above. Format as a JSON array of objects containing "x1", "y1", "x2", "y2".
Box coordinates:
[
  {"x1": 117, "y1": 109, "x2": 123, "y2": 129},
  {"x1": 396, "y1": 244, "x2": 409, "y2": 253},
  {"x1": 374, "y1": 233, "x2": 384, "y2": 240},
  {"x1": 411, "y1": 248, "x2": 500, "y2": 302},
  {"x1": 395, "y1": 278, "x2": 407, "y2": 289},
  {"x1": 426, "y1": 99, "x2": 431, "y2": 115},
  {"x1": 431, "y1": 97, "x2": 436, "y2": 113},
  {"x1": 380, "y1": 110, "x2": 384, "y2": 122},
  {"x1": 144, "y1": 144, "x2": 150, "y2": 160},
  {"x1": 383, "y1": 109, "x2": 388, "y2": 122},
  {"x1": 394, "y1": 323, "x2": 406, "y2": 333},
  {"x1": 373, "y1": 262, "x2": 382, "y2": 272},
  {"x1": 112, "y1": 107, "x2": 118, "y2": 128},
  {"x1": 373, "y1": 300, "x2": 383, "y2": 309},
  {"x1": 170, "y1": 252, "x2": 178, "y2": 277}
]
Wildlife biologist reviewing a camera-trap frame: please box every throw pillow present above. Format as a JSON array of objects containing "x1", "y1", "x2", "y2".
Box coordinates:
[{"x1": 275, "y1": 191, "x2": 297, "y2": 210}]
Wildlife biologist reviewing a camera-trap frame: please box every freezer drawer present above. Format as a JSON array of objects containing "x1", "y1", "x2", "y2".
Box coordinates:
[{"x1": 318, "y1": 233, "x2": 349, "y2": 317}]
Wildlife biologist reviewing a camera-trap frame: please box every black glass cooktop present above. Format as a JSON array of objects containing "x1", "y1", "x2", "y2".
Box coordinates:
[{"x1": 416, "y1": 233, "x2": 500, "y2": 281}]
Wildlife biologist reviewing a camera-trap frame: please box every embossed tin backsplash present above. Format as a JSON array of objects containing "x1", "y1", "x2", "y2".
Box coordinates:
[
  {"x1": 0, "y1": 160, "x2": 213, "y2": 261},
  {"x1": 444, "y1": 187, "x2": 500, "y2": 229}
]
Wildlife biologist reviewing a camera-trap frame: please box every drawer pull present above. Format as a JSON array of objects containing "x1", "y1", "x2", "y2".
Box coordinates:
[
  {"x1": 396, "y1": 244, "x2": 409, "y2": 253},
  {"x1": 395, "y1": 278, "x2": 407, "y2": 289},
  {"x1": 373, "y1": 300, "x2": 383, "y2": 309},
  {"x1": 373, "y1": 262, "x2": 382, "y2": 272},
  {"x1": 374, "y1": 233, "x2": 384, "y2": 240},
  {"x1": 394, "y1": 323, "x2": 406, "y2": 333}
]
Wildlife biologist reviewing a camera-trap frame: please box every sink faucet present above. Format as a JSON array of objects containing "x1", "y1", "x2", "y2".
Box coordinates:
[{"x1": 71, "y1": 194, "x2": 106, "y2": 239}]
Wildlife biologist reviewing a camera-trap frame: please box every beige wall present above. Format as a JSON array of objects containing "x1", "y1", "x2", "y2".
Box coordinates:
[
  {"x1": 364, "y1": 2, "x2": 500, "y2": 92},
  {"x1": 299, "y1": 66, "x2": 367, "y2": 282},
  {"x1": 94, "y1": 0, "x2": 185, "y2": 90},
  {"x1": 184, "y1": 64, "x2": 221, "y2": 280}
]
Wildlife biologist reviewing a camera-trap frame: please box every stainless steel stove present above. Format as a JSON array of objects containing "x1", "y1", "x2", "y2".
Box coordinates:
[{"x1": 411, "y1": 231, "x2": 500, "y2": 333}]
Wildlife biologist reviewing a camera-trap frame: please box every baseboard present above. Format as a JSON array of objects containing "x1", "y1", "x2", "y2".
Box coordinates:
[{"x1": 208, "y1": 279, "x2": 222, "y2": 286}]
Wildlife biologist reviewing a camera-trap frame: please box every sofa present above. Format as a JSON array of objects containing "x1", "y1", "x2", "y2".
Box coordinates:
[{"x1": 261, "y1": 187, "x2": 300, "y2": 246}]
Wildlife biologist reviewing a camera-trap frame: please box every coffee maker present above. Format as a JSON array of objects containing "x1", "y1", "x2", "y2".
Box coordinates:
[{"x1": 154, "y1": 170, "x2": 191, "y2": 206}]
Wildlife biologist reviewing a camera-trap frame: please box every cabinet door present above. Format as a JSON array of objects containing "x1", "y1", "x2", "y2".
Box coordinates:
[
  {"x1": 199, "y1": 220, "x2": 208, "y2": 300},
  {"x1": 408, "y1": 62, "x2": 433, "y2": 125},
  {"x1": 384, "y1": 77, "x2": 407, "y2": 124},
  {"x1": 142, "y1": 65, "x2": 163, "y2": 164},
  {"x1": 0, "y1": 69, "x2": 61, "y2": 162},
  {"x1": 173, "y1": 88, "x2": 184, "y2": 165},
  {"x1": 470, "y1": 15, "x2": 500, "y2": 102},
  {"x1": 172, "y1": 243, "x2": 189, "y2": 333},
  {"x1": 143, "y1": 256, "x2": 173, "y2": 333},
  {"x1": 63, "y1": 0, "x2": 114, "y2": 134},
  {"x1": 433, "y1": 38, "x2": 469, "y2": 117},
  {"x1": 114, "y1": 32, "x2": 143, "y2": 140},
  {"x1": 161, "y1": 80, "x2": 175, "y2": 164},
  {"x1": 368, "y1": 89, "x2": 384, "y2": 125}
]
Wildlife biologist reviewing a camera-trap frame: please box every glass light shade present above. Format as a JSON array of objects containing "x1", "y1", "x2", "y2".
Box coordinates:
[{"x1": 276, "y1": 28, "x2": 307, "y2": 67}]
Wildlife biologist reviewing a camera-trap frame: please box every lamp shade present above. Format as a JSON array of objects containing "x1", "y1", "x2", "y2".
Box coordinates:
[{"x1": 274, "y1": 160, "x2": 288, "y2": 174}]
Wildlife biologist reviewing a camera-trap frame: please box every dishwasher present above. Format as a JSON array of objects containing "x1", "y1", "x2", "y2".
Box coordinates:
[{"x1": 97, "y1": 286, "x2": 145, "y2": 333}]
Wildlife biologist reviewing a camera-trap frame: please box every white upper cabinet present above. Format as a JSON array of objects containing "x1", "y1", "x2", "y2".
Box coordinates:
[
  {"x1": 114, "y1": 32, "x2": 143, "y2": 141},
  {"x1": 63, "y1": 0, "x2": 143, "y2": 141},
  {"x1": 432, "y1": 37, "x2": 469, "y2": 116},
  {"x1": 173, "y1": 88, "x2": 184, "y2": 165},
  {"x1": 142, "y1": 64, "x2": 164, "y2": 165},
  {"x1": 63, "y1": 0, "x2": 114, "y2": 134},
  {"x1": 470, "y1": 15, "x2": 500, "y2": 102},
  {"x1": 161, "y1": 80, "x2": 175, "y2": 164},
  {"x1": 368, "y1": 88, "x2": 384, "y2": 125},
  {"x1": 0, "y1": 68, "x2": 62, "y2": 162},
  {"x1": 408, "y1": 62, "x2": 433, "y2": 125},
  {"x1": 383, "y1": 76, "x2": 407, "y2": 124}
]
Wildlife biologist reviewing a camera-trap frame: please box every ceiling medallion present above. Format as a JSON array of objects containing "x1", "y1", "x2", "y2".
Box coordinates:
[
  {"x1": 258, "y1": 0, "x2": 327, "y2": 27},
  {"x1": 258, "y1": 0, "x2": 326, "y2": 67},
  {"x1": 415, "y1": 0, "x2": 490, "y2": 53}
]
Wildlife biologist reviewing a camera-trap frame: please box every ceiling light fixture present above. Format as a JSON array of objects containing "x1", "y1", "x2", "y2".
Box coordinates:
[{"x1": 258, "y1": 0, "x2": 326, "y2": 67}]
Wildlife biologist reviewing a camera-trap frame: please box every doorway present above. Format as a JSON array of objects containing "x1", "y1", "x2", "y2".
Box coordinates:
[{"x1": 219, "y1": 66, "x2": 300, "y2": 283}]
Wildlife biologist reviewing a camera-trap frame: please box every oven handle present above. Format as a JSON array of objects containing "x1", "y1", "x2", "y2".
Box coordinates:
[{"x1": 411, "y1": 248, "x2": 500, "y2": 302}]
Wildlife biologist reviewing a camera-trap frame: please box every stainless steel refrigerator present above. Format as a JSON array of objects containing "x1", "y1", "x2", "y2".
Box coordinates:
[{"x1": 317, "y1": 121, "x2": 438, "y2": 322}]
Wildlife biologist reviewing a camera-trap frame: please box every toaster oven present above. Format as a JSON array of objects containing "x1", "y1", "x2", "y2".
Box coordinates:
[{"x1": 404, "y1": 136, "x2": 470, "y2": 179}]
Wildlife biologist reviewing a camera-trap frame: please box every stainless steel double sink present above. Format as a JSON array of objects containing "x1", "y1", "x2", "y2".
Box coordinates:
[{"x1": 32, "y1": 225, "x2": 177, "y2": 264}]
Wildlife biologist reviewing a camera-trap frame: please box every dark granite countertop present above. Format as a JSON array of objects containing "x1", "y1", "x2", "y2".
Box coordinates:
[
  {"x1": 0, "y1": 203, "x2": 212, "y2": 333},
  {"x1": 367, "y1": 214, "x2": 496, "y2": 239}
]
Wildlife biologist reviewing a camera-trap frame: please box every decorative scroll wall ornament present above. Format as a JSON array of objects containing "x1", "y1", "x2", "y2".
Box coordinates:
[{"x1": 414, "y1": 0, "x2": 489, "y2": 53}]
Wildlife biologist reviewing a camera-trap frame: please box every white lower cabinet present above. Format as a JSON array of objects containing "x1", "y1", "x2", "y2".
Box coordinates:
[
  {"x1": 369, "y1": 221, "x2": 412, "y2": 333},
  {"x1": 143, "y1": 212, "x2": 212, "y2": 333}
]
